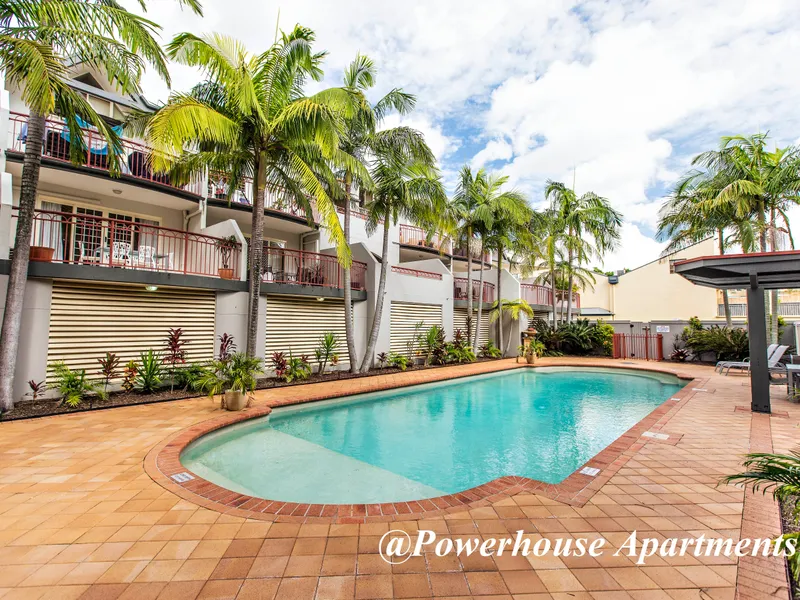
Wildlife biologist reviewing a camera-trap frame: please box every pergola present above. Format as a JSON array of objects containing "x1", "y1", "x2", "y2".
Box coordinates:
[{"x1": 674, "y1": 250, "x2": 800, "y2": 414}]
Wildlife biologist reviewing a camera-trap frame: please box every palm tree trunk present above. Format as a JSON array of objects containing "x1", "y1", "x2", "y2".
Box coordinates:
[
  {"x1": 769, "y1": 207, "x2": 779, "y2": 344},
  {"x1": 717, "y1": 229, "x2": 732, "y2": 327},
  {"x1": 245, "y1": 156, "x2": 267, "y2": 357},
  {"x1": 0, "y1": 110, "x2": 46, "y2": 412},
  {"x1": 550, "y1": 268, "x2": 557, "y2": 330},
  {"x1": 466, "y1": 227, "x2": 473, "y2": 343},
  {"x1": 343, "y1": 174, "x2": 358, "y2": 373},
  {"x1": 359, "y1": 207, "x2": 391, "y2": 372},
  {"x1": 496, "y1": 244, "x2": 503, "y2": 355},
  {"x1": 472, "y1": 239, "x2": 486, "y2": 352}
]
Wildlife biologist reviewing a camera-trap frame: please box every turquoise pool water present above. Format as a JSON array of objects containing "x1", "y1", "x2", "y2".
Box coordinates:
[{"x1": 182, "y1": 367, "x2": 685, "y2": 504}]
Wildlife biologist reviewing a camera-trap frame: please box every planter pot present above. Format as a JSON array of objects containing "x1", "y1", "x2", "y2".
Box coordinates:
[
  {"x1": 218, "y1": 268, "x2": 235, "y2": 280},
  {"x1": 224, "y1": 390, "x2": 247, "y2": 411},
  {"x1": 526, "y1": 354, "x2": 536, "y2": 365},
  {"x1": 29, "y1": 246, "x2": 55, "y2": 262}
]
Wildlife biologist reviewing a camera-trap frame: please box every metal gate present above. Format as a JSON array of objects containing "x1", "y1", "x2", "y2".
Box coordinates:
[{"x1": 612, "y1": 333, "x2": 664, "y2": 361}]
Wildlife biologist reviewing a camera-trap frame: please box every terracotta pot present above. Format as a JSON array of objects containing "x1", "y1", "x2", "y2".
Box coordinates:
[
  {"x1": 218, "y1": 268, "x2": 235, "y2": 280},
  {"x1": 224, "y1": 390, "x2": 247, "y2": 411},
  {"x1": 526, "y1": 354, "x2": 536, "y2": 365},
  {"x1": 29, "y1": 246, "x2": 55, "y2": 262}
]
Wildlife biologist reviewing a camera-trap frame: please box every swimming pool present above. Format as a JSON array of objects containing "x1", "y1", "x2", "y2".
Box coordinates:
[{"x1": 181, "y1": 367, "x2": 685, "y2": 504}]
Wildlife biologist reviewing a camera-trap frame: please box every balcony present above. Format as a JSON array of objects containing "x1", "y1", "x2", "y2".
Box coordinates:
[
  {"x1": 398, "y1": 224, "x2": 450, "y2": 253},
  {"x1": 19, "y1": 209, "x2": 241, "y2": 279},
  {"x1": 453, "y1": 277, "x2": 495, "y2": 303},
  {"x1": 208, "y1": 172, "x2": 320, "y2": 223},
  {"x1": 521, "y1": 283, "x2": 553, "y2": 306},
  {"x1": 718, "y1": 302, "x2": 800, "y2": 317},
  {"x1": 451, "y1": 245, "x2": 492, "y2": 264},
  {"x1": 8, "y1": 112, "x2": 205, "y2": 196},
  {"x1": 262, "y1": 245, "x2": 367, "y2": 290}
]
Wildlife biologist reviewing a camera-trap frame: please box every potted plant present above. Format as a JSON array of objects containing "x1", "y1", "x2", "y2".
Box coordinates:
[
  {"x1": 29, "y1": 245, "x2": 55, "y2": 262},
  {"x1": 216, "y1": 235, "x2": 239, "y2": 280},
  {"x1": 525, "y1": 339, "x2": 546, "y2": 364},
  {"x1": 199, "y1": 352, "x2": 262, "y2": 411}
]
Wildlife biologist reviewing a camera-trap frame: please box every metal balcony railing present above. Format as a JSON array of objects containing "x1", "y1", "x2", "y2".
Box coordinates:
[
  {"x1": 262, "y1": 245, "x2": 367, "y2": 290},
  {"x1": 8, "y1": 112, "x2": 205, "y2": 196},
  {"x1": 398, "y1": 224, "x2": 449, "y2": 252},
  {"x1": 18, "y1": 209, "x2": 241, "y2": 279},
  {"x1": 453, "y1": 278, "x2": 495, "y2": 303},
  {"x1": 719, "y1": 302, "x2": 800, "y2": 317}
]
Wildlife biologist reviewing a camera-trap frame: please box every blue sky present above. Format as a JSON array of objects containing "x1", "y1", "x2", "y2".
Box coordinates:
[{"x1": 135, "y1": 0, "x2": 800, "y2": 270}]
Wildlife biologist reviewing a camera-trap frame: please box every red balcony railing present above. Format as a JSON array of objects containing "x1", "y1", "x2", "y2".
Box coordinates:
[
  {"x1": 452, "y1": 245, "x2": 492, "y2": 263},
  {"x1": 521, "y1": 283, "x2": 554, "y2": 306},
  {"x1": 391, "y1": 265, "x2": 443, "y2": 280},
  {"x1": 262, "y1": 246, "x2": 366, "y2": 290},
  {"x1": 17, "y1": 209, "x2": 241, "y2": 279},
  {"x1": 398, "y1": 224, "x2": 449, "y2": 252},
  {"x1": 9, "y1": 112, "x2": 205, "y2": 196},
  {"x1": 209, "y1": 171, "x2": 320, "y2": 223},
  {"x1": 556, "y1": 289, "x2": 581, "y2": 309},
  {"x1": 453, "y1": 277, "x2": 495, "y2": 303}
]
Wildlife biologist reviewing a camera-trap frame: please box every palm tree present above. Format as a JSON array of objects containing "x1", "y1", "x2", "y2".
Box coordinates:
[
  {"x1": 449, "y1": 166, "x2": 487, "y2": 346},
  {"x1": 666, "y1": 134, "x2": 800, "y2": 341},
  {"x1": 358, "y1": 129, "x2": 446, "y2": 372},
  {"x1": 144, "y1": 29, "x2": 358, "y2": 357},
  {"x1": 545, "y1": 181, "x2": 621, "y2": 324},
  {"x1": 0, "y1": 0, "x2": 200, "y2": 412},
  {"x1": 336, "y1": 54, "x2": 416, "y2": 372},
  {"x1": 489, "y1": 298, "x2": 534, "y2": 356},
  {"x1": 479, "y1": 176, "x2": 531, "y2": 355},
  {"x1": 657, "y1": 171, "x2": 758, "y2": 327}
]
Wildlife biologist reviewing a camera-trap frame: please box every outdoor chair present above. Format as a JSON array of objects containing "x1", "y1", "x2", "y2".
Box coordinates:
[
  {"x1": 720, "y1": 345, "x2": 789, "y2": 376},
  {"x1": 135, "y1": 245, "x2": 158, "y2": 269},
  {"x1": 715, "y1": 344, "x2": 777, "y2": 373}
]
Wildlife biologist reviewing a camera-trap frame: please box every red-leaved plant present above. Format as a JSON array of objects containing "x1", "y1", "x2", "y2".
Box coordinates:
[
  {"x1": 163, "y1": 328, "x2": 188, "y2": 391},
  {"x1": 218, "y1": 333, "x2": 236, "y2": 363},
  {"x1": 97, "y1": 352, "x2": 120, "y2": 395}
]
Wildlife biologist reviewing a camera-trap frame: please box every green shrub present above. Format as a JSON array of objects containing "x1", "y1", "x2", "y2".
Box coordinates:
[
  {"x1": 284, "y1": 355, "x2": 311, "y2": 383},
  {"x1": 445, "y1": 330, "x2": 476, "y2": 364},
  {"x1": 685, "y1": 326, "x2": 748, "y2": 361},
  {"x1": 135, "y1": 350, "x2": 163, "y2": 393},
  {"x1": 198, "y1": 353, "x2": 263, "y2": 400},
  {"x1": 314, "y1": 332, "x2": 338, "y2": 374},
  {"x1": 420, "y1": 325, "x2": 446, "y2": 366},
  {"x1": 51, "y1": 362, "x2": 106, "y2": 408},
  {"x1": 174, "y1": 363, "x2": 209, "y2": 392},
  {"x1": 590, "y1": 319, "x2": 615, "y2": 356},
  {"x1": 388, "y1": 352, "x2": 409, "y2": 371},
  {"x1": 479, "y1": 341, "x2": 502, "y2": 358}
]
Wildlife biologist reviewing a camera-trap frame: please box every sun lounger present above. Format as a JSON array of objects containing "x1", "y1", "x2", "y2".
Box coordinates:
[
  {"x1": 715, "y1": 344, "x2": 777, "y2": 373},
  {"x1": 721, "y1": 345, "x2": 788, "y2": 375}
]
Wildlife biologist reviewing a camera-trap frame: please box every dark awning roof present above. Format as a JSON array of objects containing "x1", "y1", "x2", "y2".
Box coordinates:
[{"x1": 673, "y1": 250, "x2": 800, "y2": 290}]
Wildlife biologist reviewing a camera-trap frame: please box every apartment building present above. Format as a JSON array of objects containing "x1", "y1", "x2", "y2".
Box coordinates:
[{"x1": 0, "y1": 68, "x2": 570, "y2": 402}]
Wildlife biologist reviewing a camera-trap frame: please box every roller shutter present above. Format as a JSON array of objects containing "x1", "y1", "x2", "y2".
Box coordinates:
[
  {"x1": 390, "y1": 302, "x2": 442, "y2": 354},
  {"x1": 453, "y1": 308, "x2": 489, "y2": 346},
  {"x1": 265, "y1": 295, "x2": 346, "y2": 360},
  {"x1": 48, "y1": 281, "x2": 215, "y2": 382}
]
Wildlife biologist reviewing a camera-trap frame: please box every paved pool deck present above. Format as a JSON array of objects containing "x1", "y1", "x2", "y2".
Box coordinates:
[{"x1": 0, "y1": 357, "x2": 796, "y2": 600}]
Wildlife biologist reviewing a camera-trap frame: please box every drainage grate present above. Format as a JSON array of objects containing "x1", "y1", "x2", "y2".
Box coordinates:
[
  {"x1": 580, "y1": 467, "x2": 601, "y2": 476},
  {"x1": 170, "y1": 472, "x2": 195, "y2": 483}
]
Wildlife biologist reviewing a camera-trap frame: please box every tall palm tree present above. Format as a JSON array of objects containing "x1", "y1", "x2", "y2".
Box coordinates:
[
  {"x1": 144, "y1": 29, "x2": 359, "y2": 357},
  {"x1": 336, "y1": 54, "x2": 416, "y2": 372},
  {"x1": 668, "y1": 134, "x2": 800, "y2": 341},
  {"x1": 479, "y1": 176, "x2": 531, "y2": 355},
  {"x1": 449, "y1": 166, "x2": 487, "y2": 345},
  {"x1": 0, "y1": 0, "x2": 200, "y2": 412},
  {"x1": 358, "y1": 129, "x2": 446, "y2": 372},
  {"x1": 545, "y1": 181, "x2": 621, "y2": 324}
]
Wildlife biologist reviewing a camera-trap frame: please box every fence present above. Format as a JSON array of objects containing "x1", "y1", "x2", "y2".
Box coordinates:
[
  {"x1": 612, "y1": 332, "x2": 664, "y2": 361},
  {"x1": 19, "y1": 209, "x2": 241, "y2": 279},
  {"x1": 453, "y1": 277, "x2": 495, "y2": 303},
  {"x1": 262, "y1": 246, "x2": 367, "y2": 290},
  {"x1": 398, "y1": 224, "x2": 449, "y2": 252},
  {"x1": 9, "y1": 112, "x2": 205, "y2": 196}
]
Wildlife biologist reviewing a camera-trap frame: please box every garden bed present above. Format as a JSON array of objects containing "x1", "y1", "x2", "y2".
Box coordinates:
[
  {"x1": 0, "y1": 358, "x2": 501, "y2": 421},
  {"x1": 782, "y1": 496, "x2": 799, "y2": 600}
]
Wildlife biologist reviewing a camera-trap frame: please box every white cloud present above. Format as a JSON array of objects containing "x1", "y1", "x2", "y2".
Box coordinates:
[
  {"x1": 378, "y1": 114, "x2": 459, "y2": 163},
  {"x1": 470, "y1": 139, "x2": 513, "y2": 170}
]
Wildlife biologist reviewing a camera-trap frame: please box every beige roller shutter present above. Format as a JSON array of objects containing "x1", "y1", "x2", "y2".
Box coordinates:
[
  {"x1": 265, "y1": 295, "x2": 346, "y2": 360},
  {"x1": 453, "y1": 308, "x2": 489, "y2": 346},
  {"x1": 390, "y1": 301, "x2": 442, "y2": 354},
  {"x1": 48, "y1": 281, "x2": 215, "y2": 382}
]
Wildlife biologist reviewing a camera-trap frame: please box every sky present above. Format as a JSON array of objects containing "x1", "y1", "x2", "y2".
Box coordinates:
[{"x1": 132, "y1": 0, "x2": 800, "y2": 271}]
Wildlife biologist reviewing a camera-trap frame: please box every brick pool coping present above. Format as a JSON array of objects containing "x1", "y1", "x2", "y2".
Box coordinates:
[{"x1": 145, "y1": 361, "x2": 704, "y2": 524}]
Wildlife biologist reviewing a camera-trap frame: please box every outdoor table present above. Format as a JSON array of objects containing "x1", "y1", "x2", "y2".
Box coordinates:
[{"x1": 786, "y1": 363, "x2": 800, "y2": 399}]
